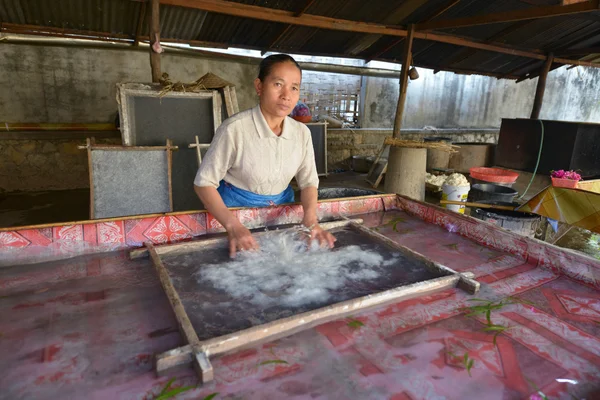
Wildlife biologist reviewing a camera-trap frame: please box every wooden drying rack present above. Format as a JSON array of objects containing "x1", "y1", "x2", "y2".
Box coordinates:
[{"x1": 139, "y1": 218, "x2": 480, "y2": 384}]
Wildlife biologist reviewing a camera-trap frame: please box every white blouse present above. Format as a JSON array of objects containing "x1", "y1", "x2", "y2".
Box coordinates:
[{"x1": 194, "y1": 105, "x2": 319, "y2": 195}]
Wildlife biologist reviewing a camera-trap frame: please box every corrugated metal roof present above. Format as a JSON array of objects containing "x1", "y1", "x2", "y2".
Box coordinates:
[{"x1": 1, "y1": 0, "x2": 599, "y2": 79}]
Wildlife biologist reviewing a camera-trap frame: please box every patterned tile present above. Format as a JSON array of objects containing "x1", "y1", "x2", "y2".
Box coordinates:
[
  {"x1": 142, "y1": 216, "x2": 193, "y2": 244},
  {"x1": 0, "y1": 231, "x2": 30, "y2": 248}
]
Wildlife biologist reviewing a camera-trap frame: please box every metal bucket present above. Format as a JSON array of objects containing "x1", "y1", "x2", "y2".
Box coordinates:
[
  {"x1": 469, "y1": 183, "x2": 518, "y2": 203},
  {"x1": 471, "y1": 200, "x2": 540, "y2": 238}
]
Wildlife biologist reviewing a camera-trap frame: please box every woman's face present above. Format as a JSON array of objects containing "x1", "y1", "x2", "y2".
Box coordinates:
[{"x1": 254, "y1": 61, "x2": 301, "y2": 119}]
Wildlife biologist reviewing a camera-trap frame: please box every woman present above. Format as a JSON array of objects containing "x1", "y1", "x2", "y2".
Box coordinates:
[{"x1": 194, "y1": 54, "x2": 336, "y2": 257}]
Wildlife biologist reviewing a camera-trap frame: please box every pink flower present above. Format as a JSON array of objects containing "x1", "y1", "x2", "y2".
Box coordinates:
[
  {"x1": 551, "y1": 169, "x2": 581, "y2": 181},
  {"x1": 530, "y1": 394, "x2": 544, "y2": 400}
]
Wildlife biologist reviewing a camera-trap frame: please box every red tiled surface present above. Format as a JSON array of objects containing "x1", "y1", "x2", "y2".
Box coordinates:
[
  {"x1": 395, "y1": 195, "x2": 600, "y2": 289},
  {"x1": 1, "y1": 207, "x2": 600, "y2": 399},
  {"x1": 0, "y1": 197, "x2": 388, "y2": 265}
]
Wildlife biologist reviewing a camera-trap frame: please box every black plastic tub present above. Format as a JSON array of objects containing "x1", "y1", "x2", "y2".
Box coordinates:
[
  {"x1": 468, "y1": 183, "x2": 518, "y2": 203},
  {"x1": 317, "y1": 188, "x2": 380, "y2": 200},
  {"x1": 471, "y1": 200, "x2": 540, "y2": 238}
]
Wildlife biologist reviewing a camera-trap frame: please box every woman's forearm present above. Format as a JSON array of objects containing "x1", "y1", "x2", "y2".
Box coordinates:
[
  {"x1": 194, "y1": 185, "x2": 240, "y2": 230},
  {"x1": 300, "y1": 186, "x2": 318, "y2": 227}
]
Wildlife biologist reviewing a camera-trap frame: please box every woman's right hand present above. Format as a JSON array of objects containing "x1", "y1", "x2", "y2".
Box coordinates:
[{"x1": 226, "y1": 221, "x2": 259, "y2": 258}]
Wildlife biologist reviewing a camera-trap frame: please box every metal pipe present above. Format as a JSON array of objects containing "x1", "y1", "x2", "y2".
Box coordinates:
[{"x1": 0, "y1": 34, "x2": 402, "y2": 78}]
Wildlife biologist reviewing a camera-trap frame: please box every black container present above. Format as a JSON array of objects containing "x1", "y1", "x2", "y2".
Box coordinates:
[
  {"x1": 317, "y1": 188, "x2": 380, "y2": 200},
  {"x1": 468, "y1": 183, "x2": 518, "y2": 203},
  {"x1": 471, "y1": 200, "x2": 540, "y2": 238},
  {"x1": 496, "y1": 118, "x2": 600, "y2": 177}
]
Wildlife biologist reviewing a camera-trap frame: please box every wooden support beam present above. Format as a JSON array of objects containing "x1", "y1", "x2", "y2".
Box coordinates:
[
  {"x1": 433, "y1": 20, "x2": 533, "y2": 72},
  {"x1": 364, "y1": 0, "x2": 461, "y2": 61},
  {"x1": 557, "y1": 46, "x2": 600, "y2": 57},
  {"x1": 133, "y1": 1, "x2": 147, "y2": 46},
  {"x1": 149, "y1": 0, "x2": 161, "y2": 82},
  {"x1": 161, "y1": 0, "x2": 410, "y2": 37},
  {"x1": 264, "y1": 0, "x2": 330, "y2": 53},
  {"x1": 345, "y1": 0, "x2": 428, "y2": 56},
  {"x1": 416, "y1": 0, "x2": 600, "y2": 31},
  {"x1": 0, "y1": 23, "x2": 133, "y2": 42},
  {"x1": 393, "y1": 25, "x2": 415, "y2": 138},
  {"x1": 530, "y1": 53, "x2": 554, "y2": 119}
]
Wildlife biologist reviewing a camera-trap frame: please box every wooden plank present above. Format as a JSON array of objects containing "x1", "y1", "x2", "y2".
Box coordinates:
[
  {"x1": 349, "y1": 221, "x2": 480, "y2": 294},
  {"x1": 393, "y1": 25, "x2": 415, "y2": 138},
  {"x1": 158, "y1": 272, "x2": 461, "y2": 369},
  {"x1": 530, "y1": 53, "x2": 554, "y2": 119},
  {"x1": 86, "y1": 138, "x2": 95, "y2": 219},
  {"x1": 212, "y1": 91, "x2": 222, "y2": 128},
  {"x1": 0, "y1": 22, "x2": 133, "y2": 42},
  {"x1": 366, "y1": 143, "x2": 388, "y2": 189},
  {"x1": 160, "y1": 0, "x2": 551, "y2": 63},
  {"x1": 416, "y1": 0, "x2": 600, "y2": 31},
  {"x1": 166, "y1": 139, "x2": 174, "y2": 212},
  {"x1": 131, "y1": 218, "x2": 363, "y2": 260},
  {"x1": 0, "y1": 131, "x2": 120, "y2": 140},
  {"x1": 147, "y1": 242, "x2": 213, "y2": 382},
  {"x1": 188, "y1": 135, "x2": 211, "y2": 166},
  {"x1": 222, "y1": 86, "x2": 234, "y2": 117},
  {"x1": 149, "y1": 0, "x2": 161, "y2": 83},
  {"x1": 229, "y1": 86, "x2": 239, "y2": 114},
  {"x1": 413, "y1": 31, "x2": 546, "y2": 60},
  {"x1": 433, "y1": 20, "x2": 533, "y2": 73},
  {"x1": 133, "y1": 1, "x2": 147, "y2": 46},
  {"x1": 265, "y1": 0, "x2": 338, "y2": 49},
  {"x1": 365, "y1": 0, "x2": 461, "y2": 60},
  {"x1": 344, "y1": 0, "x2": 428, "y2": 55},
  {"x1": 77, "y1": 144, "x2": 178, "y2": 151},
  {"x1": 373, "y1": 162, "x2": 387, "y2": 189},
  {"x1": 162, "y1": 0, "x2": 411, "y2": 36}
]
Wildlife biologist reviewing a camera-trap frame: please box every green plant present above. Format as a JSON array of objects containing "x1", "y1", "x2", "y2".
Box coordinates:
[
  {"x1": 347, "y1": 318, "x2": 365, "y2": 329},
  {"x1": 258, "y1": 359, "x2": 289, "y2": 366},
  {"x1": 447, "y1": 351, "x2": 475, "y2": 377},
  {"x1": 154, "y1": 378, "x2": 195, "y2": 400},
  {"x1": 385, "y1": 217, "x2": 407, "y2": 232},
  {"x1": 463, "y1": 352, "x2": 475, "y2": 377},
  {"x1": 482, "y1": 324, "x2": 511, "y2": 346}
]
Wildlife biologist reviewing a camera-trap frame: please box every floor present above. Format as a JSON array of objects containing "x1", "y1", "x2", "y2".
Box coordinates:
[{"x1": 1, "y1": 209, "x2": 599, "y2": 399}]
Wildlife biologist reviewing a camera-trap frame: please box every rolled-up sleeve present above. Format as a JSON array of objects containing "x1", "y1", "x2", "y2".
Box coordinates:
[
  {"x1": 294, "y1": 127, "x2": 319, "y2": 190},
  {"x1": 193, "y1": 125, "x2": 237, "y2": 188}
]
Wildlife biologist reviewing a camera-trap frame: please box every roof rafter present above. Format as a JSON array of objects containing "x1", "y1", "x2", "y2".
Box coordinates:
[
  {"x1": 416, "y1": 0, "x2": 600, "y2": 31},
  {"x1": 363, "y1": 0, "x2": 462, "y2": 61},
  {"x1": 156, "y1": 0, "x2": 600, "y2": 68}
]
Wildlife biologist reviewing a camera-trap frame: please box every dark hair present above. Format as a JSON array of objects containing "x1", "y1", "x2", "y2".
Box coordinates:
[{"x1": 258, "y1": 54, "x2": 302, "y2": 81}]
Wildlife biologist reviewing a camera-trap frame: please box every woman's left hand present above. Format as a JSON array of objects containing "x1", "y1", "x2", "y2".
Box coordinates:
[{"x1": 307, "y1": 224, "x2": 336, "y2": 248}]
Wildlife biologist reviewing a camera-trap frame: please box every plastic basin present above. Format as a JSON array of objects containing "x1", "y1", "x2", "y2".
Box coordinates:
[
  {"x1": 468, "y1": 183, "x2": 518, "y2": 203},
  {"x1": 470, "y1": 167, "x2": 519, "y2": 184}
]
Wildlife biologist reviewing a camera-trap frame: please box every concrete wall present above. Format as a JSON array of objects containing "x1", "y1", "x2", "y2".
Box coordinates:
[
  {"x1": 361, "y1": 66, "x2": 600, "y2": 129},
  {"x1": 0, "y1": 44, "x2": 259, "y2": 123},
  {"x1": 327, "y1": 128, "x2": 499, "y2": 169},
  {"x1": 0, "y1": 138, "x2": 119, "y2": 193}
]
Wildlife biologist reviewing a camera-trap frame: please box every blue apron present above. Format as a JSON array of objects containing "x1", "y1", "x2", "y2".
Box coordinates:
[{"x1": 217, "y1": 180, "x2": 294, "y2": 208}]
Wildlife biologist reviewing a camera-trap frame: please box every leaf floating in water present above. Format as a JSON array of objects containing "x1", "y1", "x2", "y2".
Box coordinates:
[
  {"x1": 461, "y1": 352, "x2": 475, "y2": 377},
  {"x1": 154, "y1": 378, "x2": 195, "y2": 400},
  {"x1": 347, "y1": 319, "x2": 365, "y2": 329},
  {"x1": 385, "y1": 217, "x2": 407, "y2": 232},
  {"x1": 259, "y1": 359, "x2": 289, "y2": 366},
  {"x1": 467, "y1": 359, "x2": 474, "y2": 376},
  {"x1": 444, "y1": 243, "x2": 459, "y2": 251},
  {"x1": 202, "y1": 393, "x2": 219, "y2": 400}
]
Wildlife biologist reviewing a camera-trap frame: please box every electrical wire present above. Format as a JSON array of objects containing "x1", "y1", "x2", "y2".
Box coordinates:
[{"x1": 518, "y1": 119, "x2": 544, "y2": 200}]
